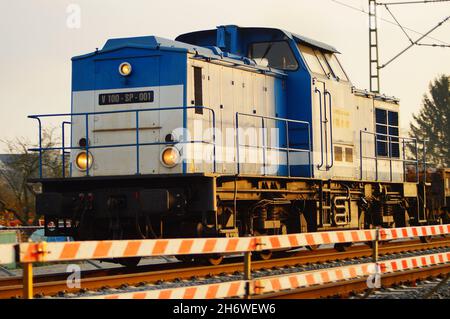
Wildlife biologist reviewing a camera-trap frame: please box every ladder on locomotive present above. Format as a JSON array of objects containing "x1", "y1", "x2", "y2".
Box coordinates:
[{"x1": 319, "y1": 181, "x2": 350, "y2": 227}]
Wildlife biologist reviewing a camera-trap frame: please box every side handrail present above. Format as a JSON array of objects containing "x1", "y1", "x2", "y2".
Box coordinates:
[
  {"x1": 29, "y1": 106, "x2": 217, "y2": 178},
  {"x1": 235, "y1": 112, "x2": 312, "y2": 177},
  {"x1": 325, "y1": 90, "x2": 334, "y2": 169},
  {"x1": 314, "y1": 87, "x2": 325, "y2": 170},
  {"x1": 360, "y1": 130, "x2": 420, "y2": 182}
]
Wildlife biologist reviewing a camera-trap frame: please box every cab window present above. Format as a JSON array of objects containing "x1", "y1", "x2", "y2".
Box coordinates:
[
  {"x1": 314, "y1": 49, "x2": 332, "y2": 77},
  {"x1": 298, "y1": 44, "x2": 324, "y2": 75},
  {"x1": 324, "y1": 53, "x2": 348, "y2": 81},
  {"x1": 248, "y1": 41, "x2": 299, "y2": 71},
  {"x1": 298, "y1": 44, "x2": 349, "y2": 81}
]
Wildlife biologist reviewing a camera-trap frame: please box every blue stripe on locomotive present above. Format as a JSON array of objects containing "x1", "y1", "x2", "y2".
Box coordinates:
[
  {"x1": 285, "y1": 41, "x2": 313, "y2": 178},
  {"x1": 72, "y1": 46, "x2": 187, "y2": 92},
  {"x1": 71, "y1": 39, "x2": 189, "y2": 174}
]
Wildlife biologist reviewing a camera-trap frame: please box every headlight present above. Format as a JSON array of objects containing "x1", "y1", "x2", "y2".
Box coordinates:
[
  {"x1": 160, "y1": 147, "x2": 180, "y2": 168},
  {"x1": 75, "y1": 151, "x2": 93, "y2": 171},
  {"x1": 119, "y1": 62, "x2": 132, "y2": 76}
]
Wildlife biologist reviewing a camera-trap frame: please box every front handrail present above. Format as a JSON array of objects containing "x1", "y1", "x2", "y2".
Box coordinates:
[
  {"x1": 61, "y1": 121, "x2": 71, "y2": 178},
  {"x1": 235, "y1": 112, "x2": 312, "y2": 177},
  {"x1": 29, "y1": 106, "x2": 217, "y2": 178}
]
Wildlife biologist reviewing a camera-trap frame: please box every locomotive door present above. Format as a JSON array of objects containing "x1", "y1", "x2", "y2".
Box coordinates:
[
  {"x1": 92, "y1": 56, "x2": 161, "y2": 176},
  {"x1": 314, "y1": 78, "x2": 355, "y2": 179},
  {"x1": 313, "y1": 79, "x2": 334, "y2": 177}
]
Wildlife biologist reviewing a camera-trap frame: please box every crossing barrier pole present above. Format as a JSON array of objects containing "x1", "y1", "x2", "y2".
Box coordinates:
[
  {"x1": 22, "y1": 262, "x2": 33, "y2": 299},
  {"x1": 244, "y1": 251, "x2": 252, "y2": 299},
  {"x1": 373, "y1": 227, "x2": 380, "y2": 263}
]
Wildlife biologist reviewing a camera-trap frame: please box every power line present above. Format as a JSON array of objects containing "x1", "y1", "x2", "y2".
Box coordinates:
[
  {"x1": 380, "y1": 15, "x2": 450, "y2": 68},
  {"x1": 330, "y1": 0, "x2": 450, "y2": 45},
  {"x1": 417, "y1": 42, "x2": 450, "y2": 47},
  {"x1": 382, "y1": 3, "x2": 449, "y2": 48},
  {"x1": 383, "y1": 4, "x2": 415, "y2": 43},
  {"x1": 378, "y1": 0, "x2": 450, "y2": 5}
]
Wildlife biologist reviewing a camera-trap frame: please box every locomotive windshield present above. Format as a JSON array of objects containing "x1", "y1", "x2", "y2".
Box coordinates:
[
  {"x1": 298, "y1": 44, "x2": 348, "y2": 81},
  {"x1": 248, "y1": 41, "x2": 299, "y2": 71}
]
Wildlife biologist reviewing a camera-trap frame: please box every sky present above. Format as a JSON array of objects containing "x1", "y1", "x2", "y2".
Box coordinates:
[{"x1": 0, "y1": 0, "x2": 449, "y2": 151}]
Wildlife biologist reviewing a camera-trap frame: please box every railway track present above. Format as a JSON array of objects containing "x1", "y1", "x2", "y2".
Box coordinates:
[
  {"x1": 353, "y1": 275, "x2": 450, "y2": 299},
  {"x1": 0, "y1": 238, "x2": 448, "y2": 299}
]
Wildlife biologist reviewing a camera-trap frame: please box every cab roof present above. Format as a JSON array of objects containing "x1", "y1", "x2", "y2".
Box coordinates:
[{"x1": 176, "y1": 25, "x2": 340, "y2": 54}]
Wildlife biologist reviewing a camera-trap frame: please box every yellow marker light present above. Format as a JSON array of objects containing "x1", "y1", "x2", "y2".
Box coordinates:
[
  {"x1": 75, "y1": 151, "x2": 93, "y2": 171},
  {"x1": 160, "y1": 147, "x2": 180, "y2": 168},
  {"x1": 119, "y1": 62, "x2": 132, "y2": 76}
]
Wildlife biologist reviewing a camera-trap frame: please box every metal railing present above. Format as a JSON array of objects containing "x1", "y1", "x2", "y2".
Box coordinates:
[
  {"x1": 235, "y1": 112, "x2": 312, "y2": 177},
  {"x1": 360, "y1": 130, "x2": 419, "y2": 182},
  {"x1": 29, "y1": 106, "x2": 217, "y2": 178}
]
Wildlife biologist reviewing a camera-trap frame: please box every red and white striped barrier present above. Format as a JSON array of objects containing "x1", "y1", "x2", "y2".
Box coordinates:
[
  {"x1": 256, "y1": 251, "x2": 450, "y2": 295},
  {"x1": 80, "y1": 280, "x2": 247, "y2": 300},
  {"x1": 0, "y1": 244, "x2": 15, "y2": 265},
  {"x1": 76, "y1": 251, "x2": 450, "y2": 299},
  {"x1": 255, "y1": 262, "x2": 372, "y2": 294},
  {"x1": 260, "y1": 229, "x2": 376, "y2": 250},
  {"x1": 18, "y1": 229, "x2": 376, "y2": 263},
  {"x1": 380, "y1": 225, "x2": 450, "y2": 241},
  {"x1": 380, "y1": 251, "x2": 450, "y2": 273},
  {"x1": 17, "y1": 224, "x2": 450, "y2": 263},
  {"x1": 19, "y1": 237, "x2": 258, "y2": 263}
]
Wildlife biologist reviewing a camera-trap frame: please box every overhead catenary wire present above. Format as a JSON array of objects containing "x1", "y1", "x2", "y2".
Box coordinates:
[
  {"x1": 377, "y1": 0, "x2": 450, "y2": 5},
  {"x1": 417, "y1": 42, "x2": 450, "y2": 47},
  {"x1": 383, "y1": 4, "x2": 415, "y2": 43},
  {"x1": 380, "y1": 15, "x2": 450, "y2": 68},
  {"x1": 380, "y1": 3, "x2": 450, "y2": 56},
  {"x1": 330, "y1": 0, "x2": 450, "y2": 45}
]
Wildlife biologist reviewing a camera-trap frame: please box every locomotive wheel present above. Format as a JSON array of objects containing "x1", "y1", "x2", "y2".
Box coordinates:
[
  {"x1": 207, "y1": 254, "x2": 224, "y2": 266},
  {"x1": 253, "y1": 223, "x2": 288, "y2": 261},
  {"x1": 175, "y1": 255, "x2": 195, "y2": 263},
  {"x1": 306, "y1": 245, "x2": 320, "y2": 251},
  {"x1": 255, "y1": 250, "x2": 273, "y2": 260},
  {"x1": 334, "y1": 242, "x2": 352, "y2": 252},
  {"x1": 116, "y1": 257, "x2": 141, "y2": 267},
  {"x1": 197, "y1": 254, "x2": 224, "y2": 266},
  {"x1": 420, "y1": 236, "x2": 432, "y2": 243}
]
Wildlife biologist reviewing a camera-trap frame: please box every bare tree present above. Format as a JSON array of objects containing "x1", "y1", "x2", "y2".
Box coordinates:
[{"x1": 0, "y1": 128, "x2": 62, "y2": 226}]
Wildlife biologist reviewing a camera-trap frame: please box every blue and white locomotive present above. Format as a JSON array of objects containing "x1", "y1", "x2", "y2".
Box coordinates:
[{"x1": 32, "y1": 25, "x2": 444, "y2": 264}]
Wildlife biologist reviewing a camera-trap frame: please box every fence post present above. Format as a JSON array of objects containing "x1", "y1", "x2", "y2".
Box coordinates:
[
  {"x1": 373, "y1": 227, "x2": 379, "y2": 263},
  {"x1": 244, "y1": 251, "x2": 252, "y2": 299},
  {"x1": 22, "y1": 262, "x2": 33, "y2": 299}
]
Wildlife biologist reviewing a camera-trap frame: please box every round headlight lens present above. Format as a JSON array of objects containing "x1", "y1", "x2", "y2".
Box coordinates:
[
  {"x1": 119, "y1": 62, "x2": 132, "y2": 76},
  {"x1": 75, "y1": 151, "x2": 93, "y2": 171},
  {"x1": 161, "y1": 147, "x2": 180, "y2": 167},
  {"x1": 47, "y1": 220, "x2": 56, "y2": 232}
]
